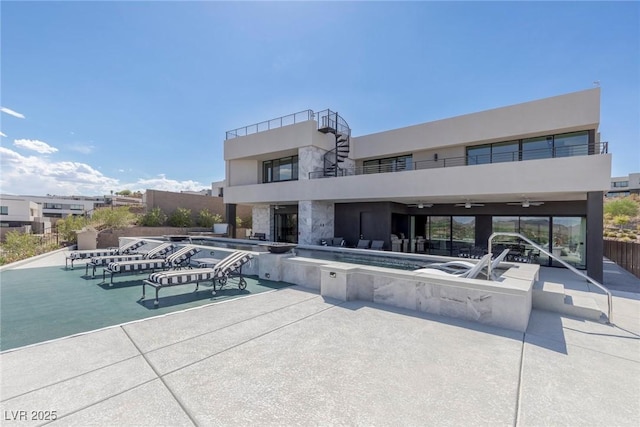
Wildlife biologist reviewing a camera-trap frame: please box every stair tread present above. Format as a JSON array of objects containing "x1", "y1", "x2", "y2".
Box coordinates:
[
  {"x1": 565, "y1": 295, "x2": 600, "y2": 311},
  {"x1": 534, "y1": 281, "x2": 565, "y2": 294}
]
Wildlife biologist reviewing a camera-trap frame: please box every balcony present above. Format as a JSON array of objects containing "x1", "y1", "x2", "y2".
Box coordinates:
[{"x1": 308, "y1": 142, "x2": 608, "y2": 179}]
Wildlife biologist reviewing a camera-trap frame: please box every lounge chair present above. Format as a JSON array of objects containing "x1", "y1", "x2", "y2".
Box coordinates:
[
  {"x1": 102, "y1": 245, "x2": 201, "y2": 285},
  {"x1": 356, "y1": 239, "x2": 371, "y2": 249},
  {"x1": 421, "y1": 249, "x2": 510, "y2": 278},
  {"x1": 369, "y1": 240, "x2": 385, "y2": 250},
  {"x1": 141, "y1": 251, "x2": 254, "y2": 306},
  {"x1": 85, "y1": 243, "x2": 176, "y2": 277},
  {"x1": 65, "y1": 239, "x2": 146, "y2": 269},
  {"x1": 414, "y1": 253, "x2": 492, "y2": 279}
]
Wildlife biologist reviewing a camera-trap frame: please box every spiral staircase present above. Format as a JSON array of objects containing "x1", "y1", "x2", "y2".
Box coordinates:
[{"x1": 316, "y1": 110, "x2": 351, "y2": 177}]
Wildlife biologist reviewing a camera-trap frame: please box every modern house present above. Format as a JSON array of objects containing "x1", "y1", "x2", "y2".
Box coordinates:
[
  {"x1": 0, "y1": 195, "x2": 51, "y2": 239},
  {"x1": 608, "y1": 172, "x2": 640, "y2": 197},
  {"x1": 222, "y1": 88, "x2": 611, "y2": 281}
]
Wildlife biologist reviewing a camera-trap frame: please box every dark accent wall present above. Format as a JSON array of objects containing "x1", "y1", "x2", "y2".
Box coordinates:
[
  {"x1": 335, "y1": 202, "x2": 396, "y2": 248},
  {"x1": 586, "y1": 191, "x2": 604, "y2": 282},
  {"x1": 225, "y1": 204, "x2": 237, "y2": 238}
]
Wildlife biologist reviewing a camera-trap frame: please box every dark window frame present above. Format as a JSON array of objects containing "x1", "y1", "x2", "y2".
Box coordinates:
[{"x1": 262, "y1": 155, "x2": 299, "y2": 183}]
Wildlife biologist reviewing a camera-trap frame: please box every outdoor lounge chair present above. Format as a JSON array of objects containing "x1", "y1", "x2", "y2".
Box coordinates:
[
  {"x1": 421, "y1": 249, "x2": 510, "y2": 278},
  {"x1": 102, "y1": 245, "x2": 201, "y2": 285},
  {"x1": 65, "y1": 239, "x2": 146, "y2": 269},
  {"x1": 141, "y1": 250, "x2": 254, "y2": 307},
  {"x1": 85, "y1": 242, "x2": 176, "y2": 277},
  {"x1": 356, "y1": 239, "x2": 371, "y2": 249},
  {"x1": 414, "y1": 253, "x2": 492, "y2": 280},
  {"x1": 369, "y1": 240, "x2": 385, "y2": 250}
]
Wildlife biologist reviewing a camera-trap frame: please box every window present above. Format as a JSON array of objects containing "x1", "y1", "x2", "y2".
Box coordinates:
[
  {"x1": 612, "y1": 181, "x2": 629, "y2": 188},
  {"x1": 70, "y1": 204, "x2": 84, "y2": 210},
  {"x1": 490, "y1": 141, "x2": 519, "y2": 163},
  {"x1": 363, "y1": 155, "x2": 413, "y2": 174},
  {"x1": 262, "y1": 156, "x2": 298, "y2": 183},
  {"x1": 43, "y1": 203, "x2": 62, "y2": 209},
  {"x1": 466, "y1": 146, "x2": 491, "y2": 165},
  {"x1": 553, "y1": 131, "x2": 589, "y2": 157},
  {"x1": 0, "y1": 206, "x2": 8, "y2": 215},
  {"x1": 522, "y1": 136, "x2": 554, "y2": 160}
]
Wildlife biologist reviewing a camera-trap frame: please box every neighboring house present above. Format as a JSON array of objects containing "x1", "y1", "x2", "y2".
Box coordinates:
[
  {"x1": 608, "y1": 173, "x2": 640, "y2": 197},
  {"x1": 0, "y1": 195, "x2": 51, "y2": 240},
  {"x1": 223, "y1": 88, "x2": 611, "y2": 281},
  {"x1": 12, "y1": 195, "x2": 106, "y2": 219}
]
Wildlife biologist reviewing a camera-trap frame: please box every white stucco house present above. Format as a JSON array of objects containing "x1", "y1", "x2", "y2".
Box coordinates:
[{"x1": 222, "y1": 88, "x2": 611, "y2": 281}]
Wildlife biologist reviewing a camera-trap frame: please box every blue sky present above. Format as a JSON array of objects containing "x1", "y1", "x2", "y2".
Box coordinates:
[{"x1": 1, "y1": 1, "x2": 638, "y2": 196}]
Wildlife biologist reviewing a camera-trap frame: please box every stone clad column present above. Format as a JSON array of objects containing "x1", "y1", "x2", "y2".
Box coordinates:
[
  {"x1": 252, "y1": 205, "x2": 271, "y2": 241},
  {"x1": 298, "y1": 200, "x2": 334, "y2": 245}
]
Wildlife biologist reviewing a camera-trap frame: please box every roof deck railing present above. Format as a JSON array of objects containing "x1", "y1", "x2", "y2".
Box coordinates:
[
  {"x1": 226, "y1": 110, "x2": 314, "y2": 140},
  {"x1": 308, "y1": 142, "x2": 608, "y2": 179}
]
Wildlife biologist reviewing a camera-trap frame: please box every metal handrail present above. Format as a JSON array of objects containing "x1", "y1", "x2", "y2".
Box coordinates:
[
  {"x1": 307, "y1": 142, "x2": 609, "y2": 179},
  {"x1": 488, "y1": 232, "x2": 612, "y2": 323},
  {"x1": 225, "y1": 110, "x2": 314, "y2": 140}
]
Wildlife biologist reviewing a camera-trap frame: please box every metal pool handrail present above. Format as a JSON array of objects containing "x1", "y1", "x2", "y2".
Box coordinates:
[{"x1": 488, "y1": 232, "x2": 612, "y2": 323}]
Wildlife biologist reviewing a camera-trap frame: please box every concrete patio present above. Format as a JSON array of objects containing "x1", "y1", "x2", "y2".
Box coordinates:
[{"x1": 1, "y1": 251, "x2": 639, "y2": 426}]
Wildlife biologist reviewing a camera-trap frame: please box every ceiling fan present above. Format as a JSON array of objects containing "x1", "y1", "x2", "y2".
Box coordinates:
[
  {"x1": 408, "y1": 202, "x2": 433, "y2": 209},
  {"x1": 454, "y1": 201, "x2": 485, "y2": 208},
  {"x1": 507, "y1": 200, "x2": 544, "y2": 208}
]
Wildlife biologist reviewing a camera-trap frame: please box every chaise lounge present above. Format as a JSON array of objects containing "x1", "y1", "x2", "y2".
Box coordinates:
[
  {"x1": 141, "y1": 250, "x2": 254, "y2": 307},
  {"x1": 414, "y1": 253, "x2": 493, "y2": 279},
  {"x1": 86, "y1": 242, "x2": 176, "y2": 277},
  {"x1": 102, "y1": 245, "x2": 201, "y2": 285},
  {"x1": 66, "y1": 239, "x2": 146, "y2": 269}
]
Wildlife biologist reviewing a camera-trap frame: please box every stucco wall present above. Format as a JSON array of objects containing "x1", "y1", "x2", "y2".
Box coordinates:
[{"x1": 144, "y1": 189, "x2": 252, "y2": 223}]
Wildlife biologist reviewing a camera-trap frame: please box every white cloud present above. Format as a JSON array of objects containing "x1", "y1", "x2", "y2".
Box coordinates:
[
  {"x1": 0, "y1": 146, "x2": 118, "y2": 195},
  {"x1": 122, "y1": 174, "x2": 207, "y2": 193},
  {"x1": 0, "y1": 107, "x2": 25, "y2": 119},
  {"x1": 0, "y1": 131, "x2": 6, "y2": 137},
  {"x1": 14, "y1": 139, "x2": 59, "y2": 154},
  {"x1": 0, "y1": 147, "x2": 207, "y2": 196}
]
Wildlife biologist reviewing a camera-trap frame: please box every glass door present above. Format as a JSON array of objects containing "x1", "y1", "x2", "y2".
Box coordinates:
[
  {"x1": 428, "y1": 216, "x2": 450, "y2": 255},
  {"x1": 520, "y1": 217, "x2": 550, "y2": 266},
  {"x1": 552, "y1": 217, "x2": 586, "y2": 268},
  {"x1": 274, "y1": 213, "x2": 298, "y2": 243}
]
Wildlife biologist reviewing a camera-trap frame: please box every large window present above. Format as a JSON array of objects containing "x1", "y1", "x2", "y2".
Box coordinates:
[
  {"x1": 467, "y1": 131, "x2": 590, "y2": 164},
  {"x1": 43, "y1": 203, "x2": 62, "y2": 209},
  {"x1": 363, "y1": 155, "x2": 413, "y2": 174},
  {"x1": 0, "y1": 206, "x2": 8, "y2": 215},
  {"x1": 612, "y1": 181, "x2": 629, "y2": 188},
  {"x1": 422, "y1": 216, "x2": 475, "y2": 256},
  {"x1": 263, "y1": 156, "x2": 298, "y2": 183},
  {"x1": 70, "y1": 204, "x2": 84, "y2": 210}
]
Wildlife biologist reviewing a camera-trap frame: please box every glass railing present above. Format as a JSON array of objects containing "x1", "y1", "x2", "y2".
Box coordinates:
[{"x1": 308, "y1": 142, "x2": 608, "y2": 179}]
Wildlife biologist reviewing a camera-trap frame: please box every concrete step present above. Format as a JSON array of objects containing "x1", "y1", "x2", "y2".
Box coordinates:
[
  {"x1": 533, "y1": 280, "x2": 604, "y2": 322},
  {"x1": 533, "y1": 281, "x2": 566, "y2": 312},
  {"x1": 563, "y1": 295, "x2": 604, "y2": 321}
]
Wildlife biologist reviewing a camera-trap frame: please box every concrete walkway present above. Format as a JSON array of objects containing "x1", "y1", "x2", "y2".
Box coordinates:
[{"x1": 1, "y1": 253, "x2": 639, "y2": 426}]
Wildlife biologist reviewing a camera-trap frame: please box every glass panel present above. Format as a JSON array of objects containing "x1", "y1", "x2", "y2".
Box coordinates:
[
  {"x1": 552, "y1": 217, "x2": 586, "y2": 269},
  {"x1": 292, "y1": 156, "x2": 299, "y2": 180},
  {"x1": 519, "y1": 217, "x2": 550, "y2": 266},
  {"x1": 263, "y1": 161, "x2": 272, "y2": 183},
  {"x1": 491, "y1": 141, "x2": 519, "y2": 163},
  {"x1": 491, "y1": 216, "x2": 519, "y2": 255},
  {"x1": 522, "y1": 136, "x2": 553, "y2": 160},
  {"x1": 553, "y1": 131, "x2": 588, "y2": 158},
  {"x1": 452, "y1": 216, "x2": 475, "y2": 257},
  {"x1": 380, "y1": 158, "x2": 395, "y2": 173},
  {"x1": 363, "y1": 160, "x2": 379, "y2": 174},
  {"x1": 428, "y1": 216, "x2": 450, "y2": 255},
  {"x1": 278, "y1": 157, "x2": 292, "y2": 181},
  {"x1": 467, "y1": 145, "x2": 491, "y2": 165}
]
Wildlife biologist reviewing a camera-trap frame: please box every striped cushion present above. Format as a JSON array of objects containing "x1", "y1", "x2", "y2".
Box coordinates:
[
  {"x1": 166, "y1": 246, "x2": 201, "y2": 267},
  {"x1": 144, "y1": 243, "x2": 175, "y2": 259},
  {"x1": 148, "y1": 268, "x2": 217, "y2": 286},
  {"x1": 69, "y1": 249, "x2": 118, "y2": 260},
  {"x1": 118, "y1": 240, "x2": 146, "y2": 254},
  {"x1": 147, "y1": 252, "x2": 254, "y2": 286},
  {"x1": 107, "y1": 259, "x2": 167, "y2": 273},
  {"x1": 90, "y1": 254, "x2": 145, "y2": 266}
]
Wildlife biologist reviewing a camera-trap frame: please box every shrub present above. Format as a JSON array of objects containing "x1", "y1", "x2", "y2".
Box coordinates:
[
  {"x1": 604, "y1": 198, "x2": 639, "y2": 218},
  {"x1": 238, "y1": 215, "x2": 252, "y2": 229},
  {"x1": 139, "y1": 207, "x2": 167, "y2": 227},
  {"x1": 90, "y1": 206, "x2": 137, "y2": 230},
  {"x1": 167, "y1": 207, "x2": 192, "y2": 227},
  {"x1": 56, "y1": 215, "x2": 89, "y2": 243},
  {"x1": 197, "y1": 209, "x2": 222, "y2": 228}
]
